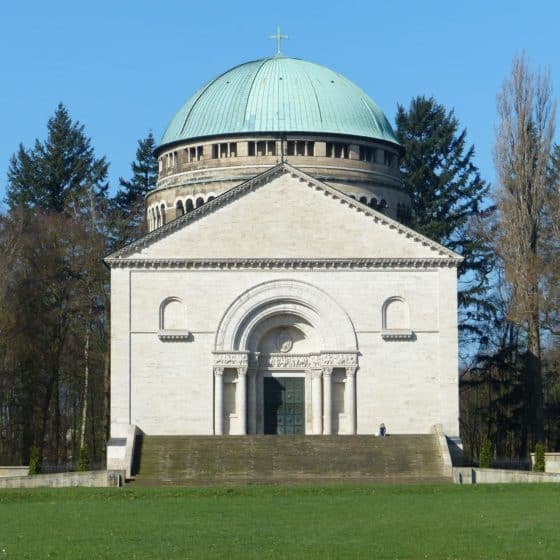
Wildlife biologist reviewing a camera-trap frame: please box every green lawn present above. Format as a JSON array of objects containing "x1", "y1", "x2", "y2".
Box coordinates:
[{"x1": 0, "y1": 484, "x2": 558, "y2": 559}]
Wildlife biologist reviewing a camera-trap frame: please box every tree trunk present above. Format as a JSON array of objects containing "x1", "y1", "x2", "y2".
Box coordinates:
[
  {"x1": 104, "y1": 346, "x2": 110, "y2": 445},
  {"x1": 80, "y1": 324, "x2": 90, "y2": 450},
  {"x1": 527, "y1": 314, "x2": 544, "y2": 444}
]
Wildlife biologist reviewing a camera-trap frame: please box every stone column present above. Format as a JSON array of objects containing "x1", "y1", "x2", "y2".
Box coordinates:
[
  {"x1": 247, "y1": 366, "x2": 257, "y2": 435},
  {"x1": 312, "y1": 369, "x2": 323, "y2": 435},
  {"x1": 304, "y1": 369, "x2": 313, "y2": 434},
  {"x1": 257, "y1": 370, "x2": 264, "y2": 434},
  {"x1": 214, "y1": 367, "x2": 224, "y2": 435},
  {"x1": 322, "y1": 367, "x2": 333, "y2": 435},
  {"x1": 237, "y1": 141, "x2": 248, "y2": 158},
  {"x1": 315, "y1": 141, "x2": 326, "y2": 157},
  {"x1": 237, "y1": 367, "x2": 248, "y2": 435},
  {"x1": 345, "y1": 367, "x2": 357, "y2": 435}
]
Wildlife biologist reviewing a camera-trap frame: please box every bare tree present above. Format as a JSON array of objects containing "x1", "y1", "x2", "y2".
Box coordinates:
[{"x1": 493, "y1": 53, "x2": 557, "y2": 446}]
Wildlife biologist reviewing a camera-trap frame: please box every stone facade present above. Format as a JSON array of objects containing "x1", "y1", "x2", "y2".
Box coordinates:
[
  {"x1": 147, "y1": 134, "x2": 408, "y2": 228},
  {"x1": 107, "y1": 164, "x2": 461, "y2": 438}
]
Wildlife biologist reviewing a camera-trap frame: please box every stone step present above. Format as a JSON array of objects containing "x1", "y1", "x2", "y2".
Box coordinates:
[{"x1": 132, "y1": 435, "x2": 450, "y2": 486}]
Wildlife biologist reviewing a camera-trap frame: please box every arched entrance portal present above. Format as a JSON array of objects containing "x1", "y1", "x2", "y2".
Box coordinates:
[{"x1": 213, "y1": 280, "x2": 358, "y2": 435}]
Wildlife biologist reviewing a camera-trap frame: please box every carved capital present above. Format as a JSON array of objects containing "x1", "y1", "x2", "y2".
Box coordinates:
[
  {"x1": 322, "y1": 366, "x2": 333, "y2": 377},
  {"x1": 237, "y1": 366, "x2": 248, "y2": 376},
  {"x1": 213, "y1": 367, "x2": 224, "y2": 377},
  {"x1": 213, "y1": 351, "x2": 249, "y2": 368},
  {"x1": 345, "y1": 367, "x2": 357, "y2": 378},
  {"x1": 321, "y1": 352, "x2": 358, "y2": 368},
  {"x1": 311, "y1": 369, "x2": 323, "y2": 379}
]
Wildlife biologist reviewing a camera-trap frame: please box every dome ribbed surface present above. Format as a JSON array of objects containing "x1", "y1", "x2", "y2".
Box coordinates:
[{"x1": 160, "y1": 56, "x2": 398, "y2": 147}]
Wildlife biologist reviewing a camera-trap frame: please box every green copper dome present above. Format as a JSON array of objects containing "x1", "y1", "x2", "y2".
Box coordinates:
[{"x1": 160, "y1": 56, "x2": 398, "y2": 148}]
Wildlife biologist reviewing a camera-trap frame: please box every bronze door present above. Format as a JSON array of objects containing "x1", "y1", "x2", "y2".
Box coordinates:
[{"x1": 264, "y1": 377, "x2": 305, "y2": 435}]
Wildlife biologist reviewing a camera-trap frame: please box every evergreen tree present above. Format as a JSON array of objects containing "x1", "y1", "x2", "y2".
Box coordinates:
[
  {"x1": 113, "y1": 132, "x2": 158, "y2": 245},
  {"x1": 395, "y1": 96, "x2": 493, "y2": 353},
  {"x1": 2, "y1": 105, "x2": 110, "y2": 467},
  {"x1": 116, "y1": 131, "x2": 158, "y2": 207},
  {"x1": 6, "y1": 103, "x2": 108, "y2": 213}
]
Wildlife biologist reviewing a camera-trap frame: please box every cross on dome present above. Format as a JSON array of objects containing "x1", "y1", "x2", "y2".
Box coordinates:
[{"x1": 269, "y1": 25, "x2": 288, "y2": 55}]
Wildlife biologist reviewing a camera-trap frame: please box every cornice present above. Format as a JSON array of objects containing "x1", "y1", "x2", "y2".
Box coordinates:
[
  {"x1": 105, "y1": 162, "x2": 463, "y2": 262},
  {"x1": 283, "y1": 164, "x2": 461, "y2": 260},
  {"x1": 106, "y1": 164, "x2": 287, "y2": 260},
  {"x1": 105, "y1": 257, "x2": 460, "y2": 270}
]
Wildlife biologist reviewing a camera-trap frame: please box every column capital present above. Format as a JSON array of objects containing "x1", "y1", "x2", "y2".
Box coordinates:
[
  {"x1": 237, "y1": 366, "x2": 248, "y2": 376},
  {"x1": 213, "y1": 367, "x2": 224, "y2": 376},
  {"x1": 345, "y1": 366, "x2": 357, "y2": 378},
  {"x1": 322, "y1": 366, "x2": 333, "y2": 377},
  {"x1": 311, "y1": 368, "x2": 323, "y2": 379}
]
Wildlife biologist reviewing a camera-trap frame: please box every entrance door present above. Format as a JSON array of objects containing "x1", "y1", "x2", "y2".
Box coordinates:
[{"x1": 264, "y1": 377, "x2": 305, "y2": 435}]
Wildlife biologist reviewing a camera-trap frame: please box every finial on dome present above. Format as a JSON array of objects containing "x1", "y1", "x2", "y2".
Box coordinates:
[{"x1": 269, "y1": 25, "x2": 288, "y2": 55}]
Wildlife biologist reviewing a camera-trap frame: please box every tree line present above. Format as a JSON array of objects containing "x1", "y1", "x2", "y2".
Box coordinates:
[
  {"x1": 0, "y1": 105, "x2": 158, "y2": 469},
  {"x1": 397, "y1": 55, "x2": 559, "y2": 462},
  {"x1": 0, "y1": 54, "x2": 558, "y2": 469}
]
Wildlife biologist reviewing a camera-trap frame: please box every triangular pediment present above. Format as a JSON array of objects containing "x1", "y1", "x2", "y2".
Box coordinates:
[{"x1": 105, "y1": 164, "x2": 462, "y2": 266}]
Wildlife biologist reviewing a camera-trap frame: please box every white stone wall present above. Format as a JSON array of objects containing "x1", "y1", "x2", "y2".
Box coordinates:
[
  {"x1": 110, "y1": 268, "x2": 131, "y2": 427},
  {"x1": 111, "y1": 267, "x2": 459, "y2": 436},
  {"x1": 110, "y1": 170, "x2": 460, "y2": 438},
  {"x1": 138, "y1": 174, "x2": 441, "y2": 260}
]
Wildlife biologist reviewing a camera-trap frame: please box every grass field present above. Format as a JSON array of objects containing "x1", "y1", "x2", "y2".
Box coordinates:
[{"x1": 0, "y1": 484, "x2": 559, "y2": 559}]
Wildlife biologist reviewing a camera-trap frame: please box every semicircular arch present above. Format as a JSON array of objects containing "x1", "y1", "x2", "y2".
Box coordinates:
[{"x1": 214, "y1": 279, "x2": 357, "y2": 352}]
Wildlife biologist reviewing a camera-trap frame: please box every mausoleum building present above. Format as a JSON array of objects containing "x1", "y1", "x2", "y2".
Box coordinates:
[{"x1": 106, "y1": 54, "x2": 462, "y2": 441}]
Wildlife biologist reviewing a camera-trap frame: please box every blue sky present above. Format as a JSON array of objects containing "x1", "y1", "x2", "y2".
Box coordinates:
[{"x1": 1, "y1": 0, "x2": 558, "y2": 205}]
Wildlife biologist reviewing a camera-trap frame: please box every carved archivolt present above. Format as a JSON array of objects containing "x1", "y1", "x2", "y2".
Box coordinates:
[{"x1": 214, "y1": 279, "x2": 357, "y2": 352}]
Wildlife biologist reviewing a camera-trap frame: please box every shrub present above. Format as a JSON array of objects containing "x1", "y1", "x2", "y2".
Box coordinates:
[
  {"x1": 533, "y1": 443, "x2": 545, "y2": 472},
  {"x1": 28, "y1": 445, "x2": 42, "y2": 475},
  {"x1": 77, "y1": 445, "x2": 90, "y2": 472},
  {"x1": 479, "y1": 438, "x2": 492, "y2": 469}
]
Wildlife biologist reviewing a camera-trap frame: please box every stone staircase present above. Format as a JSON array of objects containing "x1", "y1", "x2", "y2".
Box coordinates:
[{"x1": 131, "y1": 435, "x2": 452, "y2": 486}]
